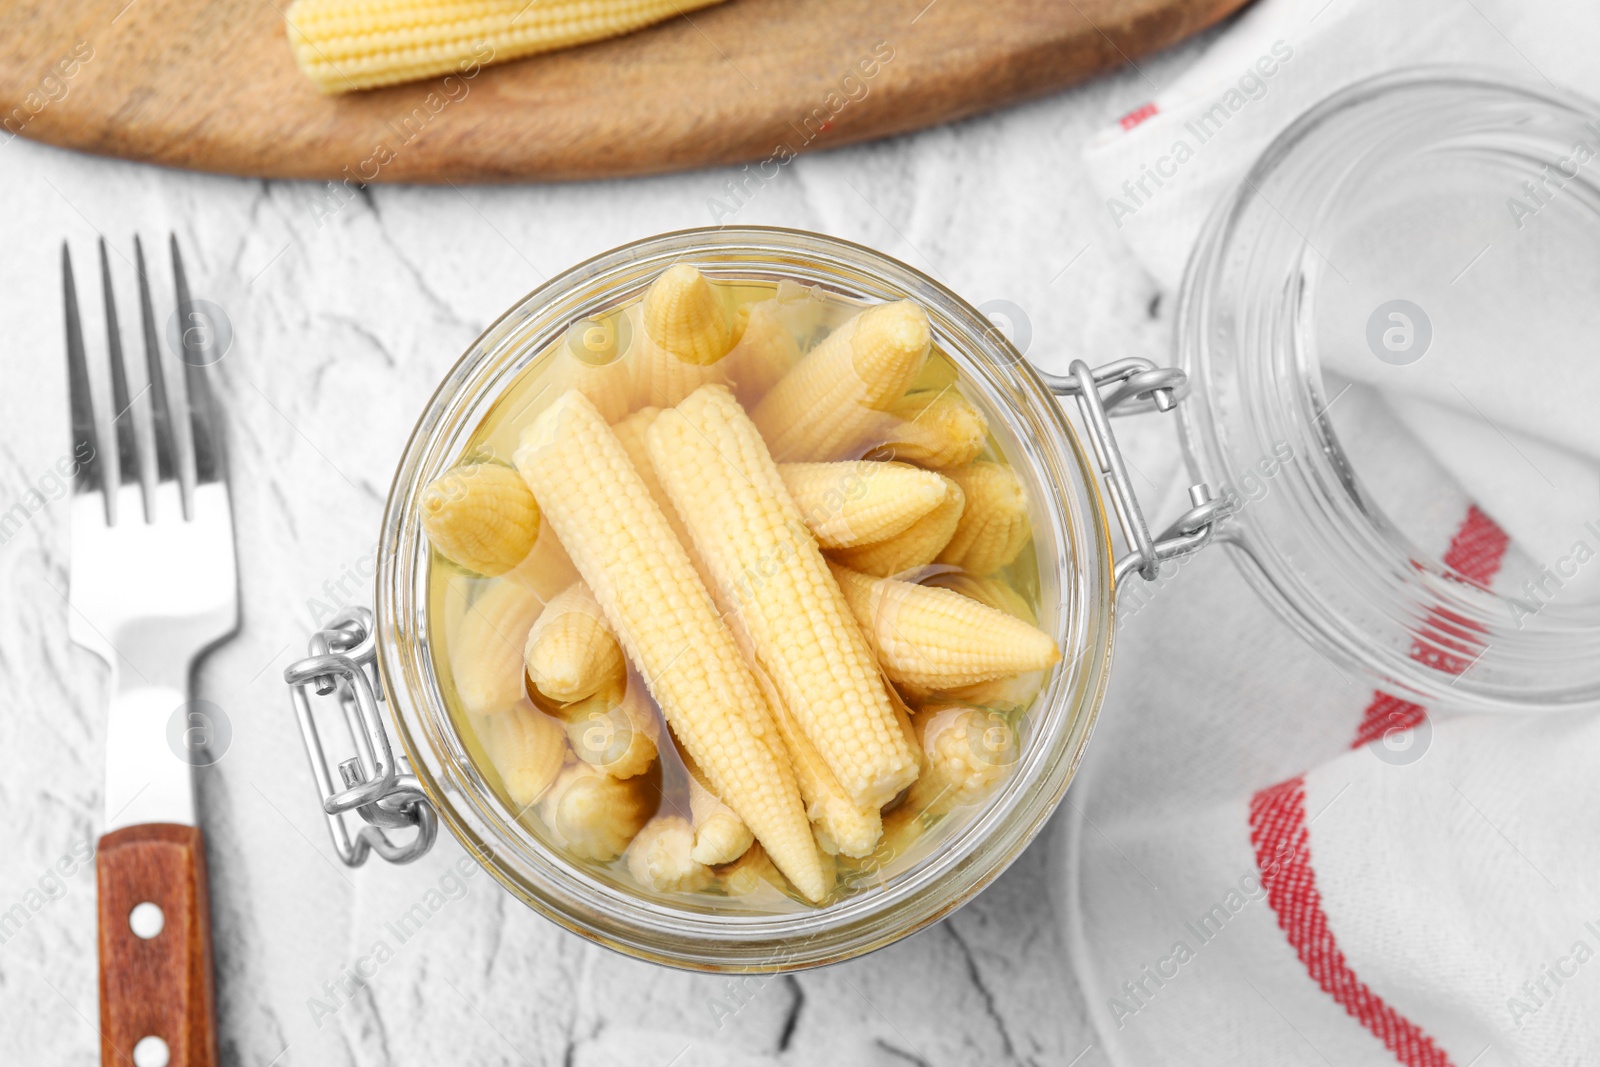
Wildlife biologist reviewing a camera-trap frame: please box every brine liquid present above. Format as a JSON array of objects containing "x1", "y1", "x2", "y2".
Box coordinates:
[{"x1": 427, "y1": 276, "x2": 1045, "y2": 912}]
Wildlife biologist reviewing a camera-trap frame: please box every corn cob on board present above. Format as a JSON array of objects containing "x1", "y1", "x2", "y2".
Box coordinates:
[
  {"x1": 429, "y1": 266, "x2": 1064, "y2": 910},
  {"x1": 0, "y1": 0, "x2": 1250, "y2": 181}
]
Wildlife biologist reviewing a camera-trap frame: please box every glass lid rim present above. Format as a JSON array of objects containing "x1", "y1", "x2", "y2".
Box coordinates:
[{"x1": 1175, "y1": 66, "x2": 1600, "y2": 712}]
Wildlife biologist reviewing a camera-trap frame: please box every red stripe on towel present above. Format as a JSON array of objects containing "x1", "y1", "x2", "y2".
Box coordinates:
[
  {"x1": 1249, "y1": 777, "x2": 1456, "y2": 1067},
  {"x1": 1349, "y1": 692, "x2": 1427, "y2": 749},
  {"x1": 1351, "y1": 506, "x2": 1510, "y2": 747},
  {"x1": 1118, "y1": 102, "x2": 1159, "y2": 130},
  {"x1": 1440, "y1": 505, "x2": 1510, "y2": 586},
  {"x1": 1247, "y1": 507, "x2": 1510, "y2": 1063}
]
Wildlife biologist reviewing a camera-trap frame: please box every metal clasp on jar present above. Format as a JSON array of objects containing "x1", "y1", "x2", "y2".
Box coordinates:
[
  {"x1": 1040, "y1": 358, "x2": 1232, "y2": 586},
  {"x1": 284, "y1": 606, "x2": 437, "y2": 866}
]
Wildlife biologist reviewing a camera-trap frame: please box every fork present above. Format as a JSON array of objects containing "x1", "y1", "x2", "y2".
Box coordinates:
[{"x1": 65, "y1": 235, "x2": 237, "y2": 1067}]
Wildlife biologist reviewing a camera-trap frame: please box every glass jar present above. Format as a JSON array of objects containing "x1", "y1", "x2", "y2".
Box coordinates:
[
  {"x1": 303, "y1": 227, "x2": 1202, "y2": 972},
  {"x1": 1177, "y1": 68, "x2": 1600, "y2": 712},
  {"x1": 283, "y1": 69, "x2": 1599, "y2": 975}
]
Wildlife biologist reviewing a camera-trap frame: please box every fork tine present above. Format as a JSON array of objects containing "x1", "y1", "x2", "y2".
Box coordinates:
[
  {"x1": 170, "y1": 235, "x2": 224, "y2": 487},
  {"x1": 98, "y1": 239, "x2": 136, "y2": 481},
  {"x1": 100, "y1": 237, "x2": 158, "y2": 523},
  {"x1": 159, "y1": 240, "x2": 199, "y2": 518},
  {"x1": 135, "y1": 236, "x2": 177, "y2": 487},
  {"x1": 64, "y1": 243, "x2": 114, "y2": 525}
]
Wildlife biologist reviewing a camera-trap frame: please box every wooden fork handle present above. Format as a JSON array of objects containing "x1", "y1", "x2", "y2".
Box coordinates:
[{"x1": 97, "y1": 823, "x2": 219, "y2": 1067}]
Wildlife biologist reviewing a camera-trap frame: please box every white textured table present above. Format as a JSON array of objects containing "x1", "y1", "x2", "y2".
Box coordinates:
[{"x1": 0, "y1": 33, "x2": 1212, "y2": 1065}]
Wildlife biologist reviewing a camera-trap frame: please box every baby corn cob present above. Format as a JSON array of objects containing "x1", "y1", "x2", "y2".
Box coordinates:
[
  {"x1": 721, "y1": 613, "x2": 883, "y2": 858},
  {"x1": 479, "y1": 702, "x2": 567, "y2": 810},
  {"x1": 449, "y1": 578, "x2": 545, "y2": 714},
  {"x1": 829, "y1": 564, "x2": 1060, "y2": 690},
  {"x1": 502, "y1": 523, "x2": 581, "y2": 599},
  {"x1": 539, "y1": 763, "x2": 654, "y2": 862},
  {"x1": 524, "y1": 581, "x2": 626, "y2": 705},
  {"x1": 778, "y1": 461, "x2": 948, "y2": 551},
  {"x1": 717, "y1": 842, "x2": 786, "y2": 898},
  {"x1": 563, "y1": 681, "x2": 659, "y2": 778},
  {"x1": 686, "y1": 764, "x2": 755, "y2": 866},
  {"x1": 645, "y1": 264, "x2": 736, "y2": 364},
  {"x1": 632, "y1": 410, "x2": 881, "y2": 855},
  {"x1": 829, "y1": 473, "x2": 964, "y2": 577},
  {"x1": 885, "y1": 678, "x2": 926, "y2": 779},
  {"x1": 752, "y1": 301, "x2": 931, "y2": 461},
  {"x1": 866, "y1": 389, "x2": 989, "y2": 469},
  {"x1": 647, "y1": 385, "x2": 919, "y2": 809},
  {"x1": 550, "y1": 311, "x2": 634, "y2": 423},
  {"x1": 924, "y1": 571, "x2": 1037, "y2": 625},
  {"x1": 626, "y1": 816, "x2": 713, "y2": 894},
  {"x1": 285, "y1": 0, "x2": 729, "y2": 94},
  {"x1": 725, "y1": 299, "x2": 800, "y2": 404},
  {"x1": 769, "y1": 699, "x2": 882, "y2": 858},
  {"x1": 632, "y1": 264, "x2": 735, "y2": 409},
  {"x1": 941, "y1": 670, "x2": 1047, "y2": 713},
  {"x1": 420, "y1": 462, "x2": 541, "y2": 576},
  {"x1": 915, "y1": 704, "x2": 1017, "y2": 808},
  {"x1": 515, "y1": 390, "x2": 825, "y2": 901},
  {"x1": 611, "y1": 407, "x2": 707, "y2": 581},
  {"x1": 938, "y1": 463, "x2": 1032, "y2": 574}
]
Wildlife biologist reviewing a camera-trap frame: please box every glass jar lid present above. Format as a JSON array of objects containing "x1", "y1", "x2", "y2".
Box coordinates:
[{"x1": 1179, "y1": 68, "x2": 1600, "y2": 712}]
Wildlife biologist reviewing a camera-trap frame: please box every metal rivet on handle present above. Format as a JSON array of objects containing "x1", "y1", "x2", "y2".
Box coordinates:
[
  {"x1": 129, "y1": 901, "x2": 165, "y2": 940},
  {"x1": 133, "y1": 1035, "x2": 170, "y2": 1067}
]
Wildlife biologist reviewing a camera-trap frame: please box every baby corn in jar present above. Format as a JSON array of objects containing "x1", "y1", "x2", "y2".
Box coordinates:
[{"x1": 424, "y1": 262, "x2": 1061, "y2": 911}]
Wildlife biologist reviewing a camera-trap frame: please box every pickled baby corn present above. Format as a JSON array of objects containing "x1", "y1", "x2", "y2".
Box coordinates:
[
  {"x1": 713, "y1": 601, "x2": 881, "y2": 858},
  {"x1": 420, "y1": 462, "x2": 540, "y2": 576},
  {"x1": 940, "y1": 670, "x2": 1047, "y2": 713},
  {"x1": 285, "y1": 0, "x2": 728, "y2": 94},
  {"x1": 647, "y1": 385, "x2": 919, "y2": 809},
  {"x1": 611, "y1": 406, "x2": 706, "y2": 585},
  {"x1": 925, "y1": 571, "x2": 1037, "y2": 625},
  {"x1": 829, "y1": 473, "x2": 964, "y2": 578},
  {"x1": 866, "y1": 388, "x2": 989, "y2": 469},
  {"x1": 769, "y1": 699, "x2": 882, "y2": 858},
  {"x1": 501, "y1": 523, "x2": 581, "y2": 600},
  {"x1": 632, "y1": 264, "x2": 735, "y2": 409},
  {"x1": 626, "y1": 816, "x2": 713, "y2": 893},
  {"x1": 450, "y1": 578, "x2": 545, "y2": 714},
  {"x1": 938, "y1": 463, "x2": 1031, "y2": 575},
  {"x1": 686, "y1": 763, "x2": 755, "y2": 865},
  {"x1": 752, "y1": 301, "x2": 931, "y2": 461},
  {"x1": 640, "y1": 424, "x2": 884, "y2": 857},
  {"x1": 524, "y1": 581, "x2": 625, "y2": 704},
  {"x1": 563, "y1": 681, "x2": 659, "y2": 779},
  {"x1": 915, "y1": 704, "x2": 1017, "y2": 807},
  {"x1": 479, "y1": 701, "x2": 566, "y2": 810},
  {"x1": 538, "y1": 763, "x2": 654, "y2": 862},
  {"x1": 549, "y1": 311, "x2": 633, "y2": 424},
  {"x1": 515, "y1": 390, "x2": 825, "y2": 901},
  {"x1": 829, "y1": 564, "x2": 1060, "y2": 690},
  {"x1": 779, "y1": 461, "x2": 947, "y2": 551},
  {"x1": 717, "y1": 842, "x2": 785, "y2": 898},
  {"x1": 884, "y1": 679, "x2": 927, "y2": 779},
  {"x1": 725, "y1": 299, "x2": 800, "y2": 404}
]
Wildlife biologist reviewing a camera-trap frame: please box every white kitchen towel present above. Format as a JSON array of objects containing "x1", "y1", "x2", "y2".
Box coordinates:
[
  {"x1": 1085, "y1": 0, "x2": 1600, "y2": 599},
  {"x1": 1063, "y1": 1, "x2": 1600, "y2": 1064}
]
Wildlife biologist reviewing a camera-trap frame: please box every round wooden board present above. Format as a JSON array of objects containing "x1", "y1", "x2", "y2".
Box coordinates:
[{"x1": 0, "y1": 0, "x2": 1247, "y2": 183}]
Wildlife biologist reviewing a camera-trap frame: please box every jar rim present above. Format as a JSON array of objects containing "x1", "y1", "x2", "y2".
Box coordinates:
[
  {"x1": 373, "y1": 226, "x2": 1118, "y2": 970},
  {"x1": 1177, "y1": 67, "x2": 1600, "y2": 711}
]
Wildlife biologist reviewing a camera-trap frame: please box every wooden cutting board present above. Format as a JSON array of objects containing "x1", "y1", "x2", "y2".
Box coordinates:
[{"x1": 0, "y1": 0, "x2": 1247, "y2": 183}]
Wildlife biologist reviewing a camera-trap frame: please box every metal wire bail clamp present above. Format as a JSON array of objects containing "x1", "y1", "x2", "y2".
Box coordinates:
[
  {"x1": 1040, "y1": 358, "x2": 1232, "y2": 587},
  {"x1": 284, "y1": 606, "x2": 437, "y2": 866}
]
